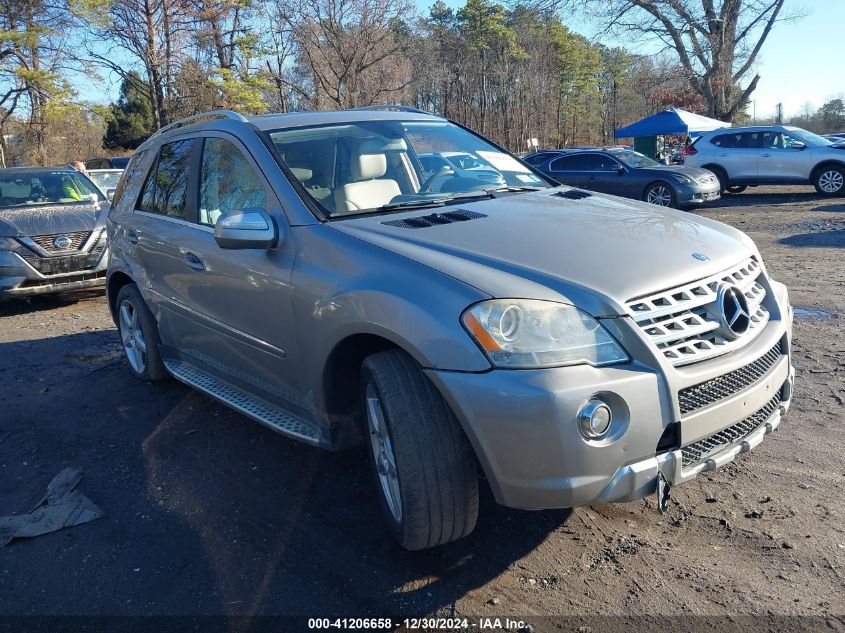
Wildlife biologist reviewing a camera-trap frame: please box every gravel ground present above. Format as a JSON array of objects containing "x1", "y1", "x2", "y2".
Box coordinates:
[{"x1": 0, "y1": 186, "x2": 843, "y2": 630}]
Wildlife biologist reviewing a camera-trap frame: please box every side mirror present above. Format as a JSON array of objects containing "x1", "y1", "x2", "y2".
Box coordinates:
[
  {"x1": 214, "y1": 208, "x2": 278, "y2": 250},
  {"x1": 106, "y1": 188, "x2": 116, "y2": 202},
  {"x1": 615, "y1": 166, "x2": 625, "y2": 174},
  {"x1": 790, "y1": 141, "x2": 806, "y2": 150}
]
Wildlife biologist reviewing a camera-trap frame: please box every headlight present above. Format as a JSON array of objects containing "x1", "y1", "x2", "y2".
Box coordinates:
[
  {"x1": 461, "y1": 299, "x2": 629, "y2": 369},
  {"x1": 0, "y1": 237, "x2": 19, "y2": 251},
  {"x1": 671, "y1": 174, "x2": 692, "y2": 184}
]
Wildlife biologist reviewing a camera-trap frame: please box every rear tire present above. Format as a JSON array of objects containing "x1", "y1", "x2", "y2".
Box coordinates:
[
  {"x1": 708, "y1": 166, "x2": 729, "y2": 193},
  {"x1": 814, "y1": 166, "x2": 845, "y2": 196},
  {"x1": 361, "y1": 349, "x2": 479, "y2": 550},
  {"x1": 116, "y1": 284, "x2": 168, "y2": 381}
]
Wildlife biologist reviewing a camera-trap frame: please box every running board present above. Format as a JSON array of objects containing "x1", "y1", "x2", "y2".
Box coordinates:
[{"x1": 163, "y1": 359, "x2": 324, "y2": 446}]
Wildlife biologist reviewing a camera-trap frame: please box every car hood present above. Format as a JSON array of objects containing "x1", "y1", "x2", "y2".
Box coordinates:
[
  {"x1": 0, "y1": 202, "x2": 106, "y2": 237},
  {"x1": 331, "y1": 189, "x2": 757, "y2": 316},
  {"x1": 634, "y1": 164, "x2": 716, "y2": 180}
]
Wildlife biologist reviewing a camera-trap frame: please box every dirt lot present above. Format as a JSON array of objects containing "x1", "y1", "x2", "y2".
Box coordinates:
[{"x1": 1, "y1": 186, "x2": 844, "y2": 629}]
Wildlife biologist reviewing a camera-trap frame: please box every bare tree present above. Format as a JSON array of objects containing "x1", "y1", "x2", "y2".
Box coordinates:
[
  {"x1": 576, "y1": 0, "x2": 794, "y2": 121},
  {"x1": 286, "y1": 0, "x2": 415, "y2": 110}
]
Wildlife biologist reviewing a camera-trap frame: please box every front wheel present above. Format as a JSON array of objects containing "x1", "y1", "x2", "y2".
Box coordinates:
[
  {"x1": 814, "y1": 166, "x2": 845, "y2": 196},
  {"x1": 726, "y1": 185, "x2": 747, "y2": 194},
  {"x1": 644, "y1": 182, "x2": 677, "y2": 208},
  {"x1": 361, "y1": 349, "x2": 479, "y2": 550}
]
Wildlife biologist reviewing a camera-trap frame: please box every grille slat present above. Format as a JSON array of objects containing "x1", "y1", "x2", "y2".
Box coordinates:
[
  {"x1": 678, "y1": 341, "x2": 784, "y2": 415},
  {"x1": 30, "y1": 230, "x2": 93, "y2": 253},
  {"x1": 681, "y1": 393, "x2": 782, "y2": 468},
  {"x1": 626, "y1": 257, "x2": 769, "y2": 366}
]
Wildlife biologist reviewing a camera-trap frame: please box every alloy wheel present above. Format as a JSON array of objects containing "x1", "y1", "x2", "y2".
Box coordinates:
[
  {"x1": 365, "y1": 383, "x2": 402, "y2": 522},
  {"x1": 647, "y1": 185, "x2": 672, "y2": 206},
  {"x1": 119, "y1": 299, "x2": 147, "y2": 375},
  {"x1": 819, "y1": 170, "x2": 844, "y2": 194}
]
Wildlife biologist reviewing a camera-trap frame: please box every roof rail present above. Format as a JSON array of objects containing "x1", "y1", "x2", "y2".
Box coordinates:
[
  {"x1": 347, "y1": 104, "x2": 436, "y2": 116},
  {"x1": 152, "y1": 110, "x2": 249, "y2": 138}
]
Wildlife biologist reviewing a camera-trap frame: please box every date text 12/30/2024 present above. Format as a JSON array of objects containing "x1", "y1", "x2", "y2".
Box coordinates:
[{"x1": 308, "y1": 618, "x2": 529, "y2": 630}]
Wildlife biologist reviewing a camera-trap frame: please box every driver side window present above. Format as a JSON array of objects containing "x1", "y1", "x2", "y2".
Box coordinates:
[{"x1": 199, "y1": 138, "x2": 268, "y2": 227}]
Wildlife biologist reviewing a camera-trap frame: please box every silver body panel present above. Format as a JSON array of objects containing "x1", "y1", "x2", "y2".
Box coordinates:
[{"x1": 107, "y1": 110, "x2": 795, "y2": 509}]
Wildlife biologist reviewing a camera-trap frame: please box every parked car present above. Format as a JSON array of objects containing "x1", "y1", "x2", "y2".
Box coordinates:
[
  {"x1": 107, "y1": 108, "x2": 794, "y2": 550},
  {"x1": 417, "y1": 151, "x2": 506, "y2": 190},
  {"x1": 684, "y1": 125, "x2": 845, "y2": 196},
  {"x1": 823, "y1": 133, "x2": 845, "y2": 144},
  {"x1": 0, "y1": 167, "x2": 109, "y2": 299},
  {"x1": 527, "y1": 148, "x2": 720, "y2": 209},
  {"x1": 85, "y1": 156, "x2": 131, "y2": 170},
  {"x1": 87, "y1": 168, "x2": 125, "y2": 200}
]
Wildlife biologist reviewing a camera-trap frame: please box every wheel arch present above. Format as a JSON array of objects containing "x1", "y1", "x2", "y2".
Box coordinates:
[
  {"x1": 106, "y1": 270, "x2": 135, "y2": 324},
  {"x1": 642, "y1": 179, "x2": 674, "y2": 200},
  {"x1": 811, "y1": 160, "x2": 845, "y2": 180}
]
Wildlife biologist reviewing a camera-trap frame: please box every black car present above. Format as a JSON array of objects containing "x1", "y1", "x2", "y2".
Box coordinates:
[
  {"x1": 85, "y1": 156, "x2": 131, "y2": 170},
  {"x1": 526, "y1": 148, "x2": 721, "y2": 209}
]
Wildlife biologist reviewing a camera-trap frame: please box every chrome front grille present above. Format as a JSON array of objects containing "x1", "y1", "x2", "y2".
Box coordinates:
[
  {"x1": 626, "y1": 257, "x2": 769, "y2": 366},
  {"x1": 30, "y1": 230, "x2": 93, "y2": 253},
  {"x1": 681, "y1": 392, "x2": 781, "y2": 468},
  {"x1": 678, "y1": 341, "x2": 784, "y2": 414}
]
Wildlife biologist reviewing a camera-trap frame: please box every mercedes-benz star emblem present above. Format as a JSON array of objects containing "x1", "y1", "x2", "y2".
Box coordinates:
[
  {"x1": 53, "y1": 235, "x2": 72, "y2": 250},
  {"x1": 717, "y1": 283, "x2": 751, "y2": 339}
]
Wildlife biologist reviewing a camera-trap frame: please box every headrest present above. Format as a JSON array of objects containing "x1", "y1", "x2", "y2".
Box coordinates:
[
  {"x1": 352, "y1": 153, "x2": 387, "y2": 180},
  {"x1": 289, "y1": 167, "x2": 313, "y2": 182}
]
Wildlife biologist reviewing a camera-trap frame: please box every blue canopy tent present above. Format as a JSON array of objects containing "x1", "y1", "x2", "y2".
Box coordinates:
[{"x1": 614, "y1": 107, "x2": 729, "y2": 138}]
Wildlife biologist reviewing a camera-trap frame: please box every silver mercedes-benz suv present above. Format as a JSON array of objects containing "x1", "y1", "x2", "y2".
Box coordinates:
[
  {"x1": 684, "y1": 125, "x2": 845, "y2": 195},
  {"x1": 107, "y1": 108, "x2": 795, "y2": 550}
]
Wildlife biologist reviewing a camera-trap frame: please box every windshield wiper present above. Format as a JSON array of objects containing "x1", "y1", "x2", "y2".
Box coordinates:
[
  {"x1": 376, "y1": 198, "x2": 448, "y2": 212},
  {"x1": 484, "y1": 186, "x2": 545, "y2": 193}
]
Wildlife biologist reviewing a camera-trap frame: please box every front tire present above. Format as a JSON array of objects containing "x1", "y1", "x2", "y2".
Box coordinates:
[
  {"x1": 116, "y1": 284, "x2": 168, "y2": 381},
  {"x1": 361, "y1": 349, "x2": 479, "y2": 550},
  {"x1": 644, "y1": 182, "x2": 677, "y2": 208},
  {"x1": 814, "y1": 166, "x2": 845, "y2": 196},
  {"x1": 726, "y1": 185, "x2": 747, "y2": 194}
]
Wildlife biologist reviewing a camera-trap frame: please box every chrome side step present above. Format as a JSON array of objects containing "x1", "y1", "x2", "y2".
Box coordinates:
[{"x1": 163, "y1": 359, "x2": 323, "y2": 446}]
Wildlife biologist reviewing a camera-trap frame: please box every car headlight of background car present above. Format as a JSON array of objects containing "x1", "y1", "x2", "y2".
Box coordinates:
[
  {"x1": 0, "y1": 237, "x2": 20, "y2": 251},
  {"x1": 461, "y1": 299, "x2": 629, "y2": 369},
  {"x1": 671, "y1": 174, "x2": 692, "y2": 184}
]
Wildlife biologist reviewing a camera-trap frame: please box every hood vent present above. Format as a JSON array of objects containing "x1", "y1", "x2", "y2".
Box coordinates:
[
  {"x1": 554, "y1": 189, "x2": 593, "y2": 200},
  {"x1": 381, "y1": 209, "x2": 486, "y2": 229}
]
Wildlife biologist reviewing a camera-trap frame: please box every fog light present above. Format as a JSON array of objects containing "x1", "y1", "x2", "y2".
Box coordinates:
[{"x1": 579, "y1": 399, "x2": 612, "y2": 439}]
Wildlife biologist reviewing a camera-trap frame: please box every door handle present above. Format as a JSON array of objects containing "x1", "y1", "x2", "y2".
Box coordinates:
[
  {"x1": 127, "y1": 230, "x2": 139, "y2": 245},
  {"x1": 761, "y1": 153, "x2": 771, "y2": 157},
  {"x1": 184, "y1": 252, "x2": 205, "y2": 271}
]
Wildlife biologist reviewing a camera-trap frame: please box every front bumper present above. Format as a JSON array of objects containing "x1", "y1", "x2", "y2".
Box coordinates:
[
  {"x1": 426, "y1": 306, "x2": 793, "y2": 510},
  {"x1": 0, "y1": 247, "x2": 108, "y2": 299},
  {"x1": 675, "y1": 182, "x2": 721, "y2": 205}
]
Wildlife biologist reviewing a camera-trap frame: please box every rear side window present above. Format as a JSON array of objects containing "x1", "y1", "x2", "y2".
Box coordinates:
[
  {"x1": 550, "y1": 154, "x2": 612, "y2": 171},
  {"x1": 137, "y1": 139, "x2": 195, "y2": 218},
  {"x1": 199, "y1": 138, "x2": 268, "y2": 227},
  {"x1": 524, "y1": 153, "x2": 553, "y2": 166},
  {"x1": 710, "y1": 132, "x2": 760, "y2": 149},
  {"x1": 111, "y1": 150, "x2": 146, "y2": 207}
]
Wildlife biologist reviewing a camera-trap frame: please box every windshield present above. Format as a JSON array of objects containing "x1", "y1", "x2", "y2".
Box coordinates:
[
  {"x1": 87, "y1": 170, "x2": 123, "y2": 192},
  {"x1": 612, "y1": 150, "x2": 659, "y2": 168},
  {"x1": 786, "y1": 128, "x2": 832, "y2": 147},
  {"x1": 267, "y1": 120, "x2": 549, "y2": 217},
  {"x1": 0, "y1": 170, "x2": 104, "y2": 209}
]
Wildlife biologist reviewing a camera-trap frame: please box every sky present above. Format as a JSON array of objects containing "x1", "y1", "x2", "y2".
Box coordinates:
[{"x1": 79, "y1": 0, "x2": 844, "y2": 119}]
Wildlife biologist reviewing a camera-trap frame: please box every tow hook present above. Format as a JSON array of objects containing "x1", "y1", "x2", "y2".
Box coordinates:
[{"x1": 657, "y1": 472, "x2": 671, "y2": 514}]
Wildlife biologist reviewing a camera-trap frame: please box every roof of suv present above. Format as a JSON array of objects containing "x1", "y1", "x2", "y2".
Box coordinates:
[{"x1": 249, "y1": 110, "x2": 442, "y2": 131}]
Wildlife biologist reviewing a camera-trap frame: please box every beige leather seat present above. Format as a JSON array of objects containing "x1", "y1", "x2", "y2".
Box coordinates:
[{"x1": 335, "y1": 151, "x2": 401, "y2": 212}]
